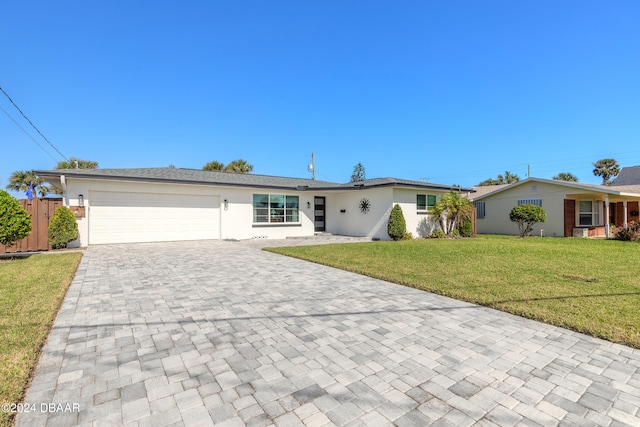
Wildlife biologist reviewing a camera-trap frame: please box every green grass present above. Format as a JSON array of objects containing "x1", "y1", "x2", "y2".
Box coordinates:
[
  {"x1": 0, "y1": 252, "x2": 82, "y2": 427},
  {"x1": 266, "y1": 236, "x2": 640, "y2": 349}
]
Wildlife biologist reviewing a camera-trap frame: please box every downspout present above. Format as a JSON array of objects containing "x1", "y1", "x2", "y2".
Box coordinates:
[
  {"x1": 605, "y1": 195, "x2": 610, "y2": 238},
  {"x1": 60, "y1": 175, "x2": 67, "y2": 206}
]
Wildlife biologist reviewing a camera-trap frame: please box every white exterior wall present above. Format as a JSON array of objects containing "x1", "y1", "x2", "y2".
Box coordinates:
[
  {"x1": 66, "y1": 178, "x2": 322, "y2": 245},
  {"x1": 218, "y1": 188, "x2": 319, "y2": 240},
  {"x1": 329, "y1": 188, "x2": 394, "y2": 240},
  {"x1": 392, "y1": 188, "x2": 446, "y2": 237},
  {"x1": 476, "y1": 182, "x2": 599, "y2": 237}
]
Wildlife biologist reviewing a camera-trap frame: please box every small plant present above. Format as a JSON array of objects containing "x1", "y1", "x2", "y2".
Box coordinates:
[
  {"x1": 0, "y1": 190, "x2": 32, "y2": 247},
  {"x1": 387, "y1": 204, "x2": 406, "y2": 240},
  {"x1": 401, "y1": 232, "x2": 414, "y2": 241},
  {"x1": 48, "y1": 206, "x2": 79, "y2": 249},
  {"x1": 429, "y1": 230, "x2": 446, "y2": 239},
  {"x1": 613, "y1": 222, "x2": 640, "y2": 241},
  {"x1": 509, "y1": 204, "x2": 547, "y2": 238}
]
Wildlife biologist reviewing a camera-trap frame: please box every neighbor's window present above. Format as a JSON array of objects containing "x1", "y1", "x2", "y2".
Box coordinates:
[
  {"x1": 417, "y1": 194, "x2": 437, "y2": 211},
  {"x1": 253, "y1": 194, "x2": 299, "y2": 223},
  {"x1": 577, "y1": 200, "x2": 601, "y2": 226},
  {"x1": 474, "y1": 201, "x2": 486, "y2": 219},
  {"x1": 518, "y1": 199, "x2": 542, "y2": 207}
]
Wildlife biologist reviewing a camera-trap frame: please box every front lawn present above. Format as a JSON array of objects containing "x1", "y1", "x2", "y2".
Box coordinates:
[
  {"x1": 266, "y1": 236, "x2": 640, "y2": 348},
  {"x1": 0, "y1": 252, "x2": 82, "y2": 427}
]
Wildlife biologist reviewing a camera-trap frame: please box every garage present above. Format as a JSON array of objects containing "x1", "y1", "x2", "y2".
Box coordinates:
[{"x1": 89, "y1": 191, "x2": 220, "y2": 244}]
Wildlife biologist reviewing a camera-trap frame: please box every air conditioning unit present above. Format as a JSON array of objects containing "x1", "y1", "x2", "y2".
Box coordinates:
[{"x1": 573, "y1": 228, "x2": 588, "y2": 237}]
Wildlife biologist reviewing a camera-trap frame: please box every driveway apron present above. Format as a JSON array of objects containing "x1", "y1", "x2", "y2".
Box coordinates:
[{"x1": 17, "y1": 240, "x2": 640, "y2": 426}]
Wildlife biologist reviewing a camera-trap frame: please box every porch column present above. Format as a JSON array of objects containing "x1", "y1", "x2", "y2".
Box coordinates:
[
  {"x1": 623, "y1": 200, "x2": 628, "y2": 228},
  {"x1": 605, "y1": 195, "x2": 610, "y2": 238}
]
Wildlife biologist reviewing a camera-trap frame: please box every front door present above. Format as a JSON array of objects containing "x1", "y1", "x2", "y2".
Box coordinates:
[{"x1": 314, "y1": 196, "x2": 326, "y2": 232}]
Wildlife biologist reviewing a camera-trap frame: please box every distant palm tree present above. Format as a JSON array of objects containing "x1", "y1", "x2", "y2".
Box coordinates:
[
  {"x1": 593, "y1": 158, "x2": 620, "y2": 185},
  {"x1": 6, "y1": 170, "x2": 50, "y2": 198},
  {"x1": 552, "y1": 172, "x2": 579, "y2": 182},
  {"x1": 478, "y1": 170, "x2": 520, "y2": 186},
  {"x1": 224, "y1": 159, "x2": 253, "y2": 174},
  {"x1": 203, "y1": 161, "x2": 225, "y2": 172},
  {"x1": 56, "y1": 157, "x2": 98, "y2": 169}
]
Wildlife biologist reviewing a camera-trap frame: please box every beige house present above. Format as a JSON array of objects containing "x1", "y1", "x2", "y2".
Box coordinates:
[{"x1": 472, "y1": 177, "x2": 640, "y2": 237}]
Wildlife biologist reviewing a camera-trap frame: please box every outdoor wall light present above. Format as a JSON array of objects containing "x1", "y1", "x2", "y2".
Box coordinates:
[
  {"x1": 307, "y1": 201, "x2": 311, "y2": 209},
  {"x1": 78, "y1": 194, "x2": 84, "y2": 206},
  {"x1": 224, "y1": 199, "x2": 229, "y2": 210}
]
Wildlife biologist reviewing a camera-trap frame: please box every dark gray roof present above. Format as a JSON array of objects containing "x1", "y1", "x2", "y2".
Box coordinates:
[
  {"x1": 34, "y1": 167, "x2": 470, "y2": 192},
  {"x1": 611, "y1": 166, "x2": 640, "y2": 186}
]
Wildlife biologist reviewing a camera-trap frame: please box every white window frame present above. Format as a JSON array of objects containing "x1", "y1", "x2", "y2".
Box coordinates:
[
  {"x1": 417, "y1": 194, "x2": 437, "y2": 212},
  {"x1": 576, "y1": 200, "x2": 603, "y2": 227},
  {"x1": 253, "y1": 194, "x2": 300, "y2": 224}
]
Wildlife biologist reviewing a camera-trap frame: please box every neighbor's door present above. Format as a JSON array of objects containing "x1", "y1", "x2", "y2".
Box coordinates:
[{"x1": 314, "y1": 196, "x2": 325, "y2": 232}]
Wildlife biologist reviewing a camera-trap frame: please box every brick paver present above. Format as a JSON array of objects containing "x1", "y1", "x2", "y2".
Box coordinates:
[{"x1": 16, "y1": 239, "x2": 640, "y2": 426}]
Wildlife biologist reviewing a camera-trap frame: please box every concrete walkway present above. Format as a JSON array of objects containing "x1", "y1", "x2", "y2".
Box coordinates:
[{"x1": 17, "y1": 239, "x2": 640, "y2": 426}]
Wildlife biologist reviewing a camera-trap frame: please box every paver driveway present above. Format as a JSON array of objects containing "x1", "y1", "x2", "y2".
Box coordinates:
[{"x1": 17, "y1": 240, "x2": 640, "y2": 426}]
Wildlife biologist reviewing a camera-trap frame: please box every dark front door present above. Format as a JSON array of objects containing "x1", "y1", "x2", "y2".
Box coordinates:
[{"x1": 314, "y1": 196, "x2": 326, "y2": 232}]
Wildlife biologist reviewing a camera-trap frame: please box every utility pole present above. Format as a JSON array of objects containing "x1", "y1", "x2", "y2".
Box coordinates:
[
  {"x1": 528, "y1": 164, "x2": 531, "y2": 178},
  {"x1": 308, "y1": 153, "x2": 316, "y2": 180}
]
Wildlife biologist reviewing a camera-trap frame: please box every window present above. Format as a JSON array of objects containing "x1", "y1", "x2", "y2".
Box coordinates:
[
  {"x1": 474, "y1": 201, "x2": 486, "y2": 219},
  {"x1": 578, "y1": 200, "x2": 601, "y2": 226},
  {"x1": 253, "y1": 194, "x2": 299, "y2": 223},
  {"x1": 518, "y1": 199, "x2": 542, "y2": 207},
  {"x1": 417, "y1": 194, "x2": 437, "y2": 211}
]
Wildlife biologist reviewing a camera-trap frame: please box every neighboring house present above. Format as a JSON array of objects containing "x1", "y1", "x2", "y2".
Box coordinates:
[
  {"x1": 611, "y1": 166, "x2": 640, "y2": 186},
  {"x1": 34, "y1": 168, "x2": 470, "y2": 246},
  {"x1": 471, "y1": 177, "x2": 640, "y2": 237}
]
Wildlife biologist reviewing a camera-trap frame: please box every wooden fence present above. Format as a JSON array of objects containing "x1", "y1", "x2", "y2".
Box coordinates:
[{"x1": 1, "y1": 198, "x2": 63, "y2": 253}]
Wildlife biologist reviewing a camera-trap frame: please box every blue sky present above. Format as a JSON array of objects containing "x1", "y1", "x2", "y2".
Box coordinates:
[{"x1": 1, "y1": 1, "x2": 639, "y2": 196}]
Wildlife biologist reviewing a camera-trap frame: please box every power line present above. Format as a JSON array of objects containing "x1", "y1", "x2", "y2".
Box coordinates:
[
  {"x1": 0, "y1": 85, "x2": 69, "y2": 162},
  {"x1": 0, "y1": 105, "x2": 60, "y2": 162}
]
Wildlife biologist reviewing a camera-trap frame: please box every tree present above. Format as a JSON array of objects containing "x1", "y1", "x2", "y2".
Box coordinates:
[
  {"x1": 593, "y1": 158, "x2": 620, "y2": 185},
  {"x1": 0, "y1": 190, "x2": 32, "y2": 247},
  {"x1": 509, "y1": 204, "x2": 547, "y2": 238},
  {"x1": 56, "y1": 157, "x2": 99, "y2": 169},
  {"x1": 553, "y1": 172, "x2": 579, "y2": 182},
  {"x1": 224, "y1": 159, "x2": 253, "y2": 174},
  {"x1": 48, "y1": 206, "x2": 79, "y2": 249},
  {"x1": 5, "y1": 170, "x2": 50, "y2": 198},
  {"x1": 203, "y1": 161, "x2": 225, "y2": 172},
  {"x1": 477, "y1": 171, "x2": 520, "y2": 186},
  {"x1": 387, "y1": 204, "x2": 406, "y2": 240},
  {"x1": 431, "y1": 191, "x2": 475, "y2": 236},
  {"x1": 350, "y1": 162, "x2": 366, "y2": 182}
]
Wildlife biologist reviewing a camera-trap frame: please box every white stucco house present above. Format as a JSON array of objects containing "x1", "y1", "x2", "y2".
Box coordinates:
[
  {"x1": 35, "y1": 168, "x2": 471, "y2": 247},
  {"x1": 471, "y1": 177, "x2": 640, "y2": 238}
]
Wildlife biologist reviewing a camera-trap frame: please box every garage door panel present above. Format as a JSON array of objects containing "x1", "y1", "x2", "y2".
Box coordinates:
[{"x1": 89, "y1": 191, "x2": 219, "y2": 244}]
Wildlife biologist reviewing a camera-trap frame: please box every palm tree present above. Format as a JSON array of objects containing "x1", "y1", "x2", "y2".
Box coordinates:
[
  {"x1": 56, "y1": 157, "x2": 98, "y2": 169},
  {"x1": 552, "y1": 172, "x2": 579, "y2": 182},
  {"x1": 478, "y1": 170, "x2": 520, "y2": 186},
  {"x1": 593, "y1": 158, "x2": 620, "y2": 185},
  {"x1": 203, "y1": 161, "x2": 225, "y2": 172},
  {"x1": 6, "y1": 170, "x2": 50, "y2": 198},
  {"x1": 431, "y1": 191, "x2": 474, "y2": 236},
  {"x1": 224, "y1": 159, "x2": 253, "y2": 174}
]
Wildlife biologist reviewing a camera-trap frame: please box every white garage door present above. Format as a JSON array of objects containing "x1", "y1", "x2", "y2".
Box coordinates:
[{"x1": 89, "y1": 191, "x2": 220, "y2": 244}]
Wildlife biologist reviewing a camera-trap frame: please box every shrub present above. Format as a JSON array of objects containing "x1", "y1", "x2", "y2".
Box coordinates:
[
  {"x1": 387, "y1": 204, "x2": 406, "y2": 240},
  {"x1": 459, "y1": 217, "x2": 473, "y2": 237},
  {"x1": 48, "y1": 206, "x2": 79, "y2": 249},
  {"x1": 613, "y1": 222, "x2": 640, "y2": 241},
  {"x1": 429, "y1": 230, "x2": 446, "y2": 239},
  {"x1": 401, "y1": 232, "x2": 414, "y2": 241},
  {"x1": 0, "y1": 190, "x2": 32, "y2": 247},
  {"x1": 509, "y1": 204, "x2": 547, "y2": 238}
]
